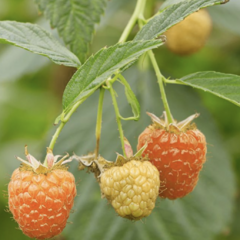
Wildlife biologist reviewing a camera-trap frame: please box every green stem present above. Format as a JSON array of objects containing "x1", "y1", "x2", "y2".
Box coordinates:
[
  {"x1": 164, "y1": 79, "x2": 185, "y2": 85},
  {"x1": 108, "y1": 81, "x2": 126, "y2": 157},
  {"x1": 44, "y1": 121, "x2": 66, "y2": 166},
  {"x1": 148, "y1": 50, "x2": 173, "y2": 123},
  {"x1": 95, "y1": 87, "x2": 105, "y2": 158},
  {"x1": 118, "y1": 0, "x2": 146, "y2": 43},
  {"x1": 48, "y1": 121, "x2": 65, "y2": 152},
  {"x1": 47, "y1": 99, "x2": 84, "y2": 154}
]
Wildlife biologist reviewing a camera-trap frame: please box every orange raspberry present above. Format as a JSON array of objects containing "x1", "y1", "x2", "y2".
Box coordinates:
[
  {"x1": 137, "y1": 112, "x2": 207, "y2": 200},
  {"x1": 8, "y1": 147, "x2": 77, "y2": 239}
]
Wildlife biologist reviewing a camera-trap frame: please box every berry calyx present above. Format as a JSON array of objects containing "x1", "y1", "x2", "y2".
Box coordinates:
[
  {"x1": 8, "y1": 147, "x2": 77, "y2": 239},
  {"x1": 165, "y1": 9, "x2": 212, "y2": 55},
  {"x1": 74, "y1": 141, "x2": 160, "y2": 220},
  {"x1": 137, "y1": 112, "x2": 207, "y2": 200}
]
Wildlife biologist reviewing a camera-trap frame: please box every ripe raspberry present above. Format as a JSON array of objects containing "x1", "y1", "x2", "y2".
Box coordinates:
[
  {"x1": 8, "y1": 147, "x2": 77, "y2": 239},
  {"x1": 137, "y1": 112, "x2": 207, "y2": 200},
  {"x1": 100, "y1": 159, "x2": 160, "y2": 220},
  {"x1": 165, "y1": 9, "x2": 212, "y2": 55}
]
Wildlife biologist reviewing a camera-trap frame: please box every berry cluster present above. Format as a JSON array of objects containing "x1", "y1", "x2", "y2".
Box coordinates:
[{"x1": 8, "y1": 112, "x2": 207, "y2": 239}]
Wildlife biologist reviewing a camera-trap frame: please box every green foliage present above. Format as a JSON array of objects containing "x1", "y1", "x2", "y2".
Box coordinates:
[
  {"x1": 62, "y1": 40, "x2": 163, "y2": 112},
  {"x1": 135, "y1": 0, "x2": 226, "y2": 41},
  {"x1": 35, "y1": 0, "x2": 108, "y2": 63},
  {"x1": 0, "y1": 21, "x2": 80, "y2": 68},
  {"x1": 179, "y1": 71, "x2": 240, "y2": 107},
  {"x1": 53, "y1": 68, "x2": 235, "y2": 240}
]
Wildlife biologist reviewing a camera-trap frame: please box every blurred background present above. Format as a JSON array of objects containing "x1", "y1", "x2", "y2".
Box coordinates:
[{"x1": 0, "y1": 0, "x2": 240, "y2": 239}]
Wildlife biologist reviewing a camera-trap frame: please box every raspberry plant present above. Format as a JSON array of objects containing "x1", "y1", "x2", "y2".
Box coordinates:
[{"x1": 0, "y1": 0, "x2": 239, "y2": 239}]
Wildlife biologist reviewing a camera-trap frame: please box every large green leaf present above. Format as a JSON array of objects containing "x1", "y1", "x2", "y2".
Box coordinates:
[
  {"x1": 0, "y1": 21, "x2": 80, "y2": 68},
  {"x1": 49, "y1": 67, "x2": 235, "y2": 240},
  {"x1": 135, "y1": 0, "x2": 227, "y2": 41},
  {"x1": 62, "y1": 40, "x2": 163, "y2": 111},
  {"x1": 179, "y1": 71, "x2": 240, "y2": 107},
  {"x1": 35, "y1": 0, "x2": 108, "y2": 63}
]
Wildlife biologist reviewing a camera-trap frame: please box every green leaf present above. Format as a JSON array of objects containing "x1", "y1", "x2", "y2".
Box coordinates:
[
  {"x1": 179, "y1": 71, "x2": 240, "y2": 107},
  {"x1": 62, "y1": 40, "x2": 164, "y2": 112},
  {"x1": 0, "y1": 21, "x2": 81, "y2": 68},
  {"x1": 51, "y1": 67, "x2": 235, "y2": 240},
  {"x1": 35, "y1": 0, "x2": 108, "y2": 63},
  {"x1": 118, "y1": 75, "x2": 140, "y2": 121},
  {"x1": 135, "y1": 0, "x2": 227, "y2": 41}
]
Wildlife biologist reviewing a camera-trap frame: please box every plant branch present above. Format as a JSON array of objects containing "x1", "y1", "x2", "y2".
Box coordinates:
[
  {"x1": 108, "y1": 81, "x2": 126, "y2": 157},
  {"x1": 95, "y1": 87, "x2": 105, "y2": 158},
  {"x1": 148, "y1": 50, "x2": 173, "y2": 123},
  {"x1": 118, "y1": 0, "x2": 147, "y2": 43}
]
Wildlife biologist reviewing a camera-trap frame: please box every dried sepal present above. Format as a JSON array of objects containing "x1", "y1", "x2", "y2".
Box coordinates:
[
  {"x1": 148, "y1": 111, "x2": 199, "y2": 132},
  {"x1": 17, "y1": 146, "x2": 70, "y2": 174}
]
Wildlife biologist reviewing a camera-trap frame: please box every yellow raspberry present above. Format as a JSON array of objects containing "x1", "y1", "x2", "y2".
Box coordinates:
[
  {"x1": 100, "y1": 160, "x2": 160, "y2": 220},
  {"x1": 165, "y1": 9, "x2": 212, "y2": 55}
]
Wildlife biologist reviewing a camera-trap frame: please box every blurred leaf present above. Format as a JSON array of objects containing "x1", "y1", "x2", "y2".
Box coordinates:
[
  {"x1": 208, "y1": 0, "x2": 240, "y2": 36},
  {"x1": 0, "y1": 47, "x2": 49, "y2": 82},
  {"x1": 118, "y1": 75, "x2": 140, "y2": 121},
  {"x1": 0, "y1": 21, "x2": 80, "y2": 68},
  {"x1": 135, "y1": 0, "x2": 226, "y2": 41},
  {"x1": 35, "y1": 0, "x2": 108, "y2": 63},
  {"x1": 62, "y1": 40, "x2": 163, "y2": 112},
  {"x1": 0, "y1": 83, "x2": 58, "y2": 142},
  {"x1": 50, "y1": 67, "x2": 235, "y2": 240},
  {"x1": 179, "y1": 71, "x2": 240, "y2": 107}
]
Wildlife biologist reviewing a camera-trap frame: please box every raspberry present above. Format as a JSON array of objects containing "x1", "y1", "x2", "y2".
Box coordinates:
[
  {"x1": 8, "y1": 147, "x2": 77, "y2": 239},
  {"x1": 137, "y1": 112, "x2": 207, "y2": 200},
  {"x1": 100, "y1": 160, "x2": 160, "y2": 220},
  {"x1": 165, "y1": 9, "x2": 212, "y2": 55}
]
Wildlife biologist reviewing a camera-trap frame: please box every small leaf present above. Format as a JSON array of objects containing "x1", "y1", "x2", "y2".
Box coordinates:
[
  {"x1": 118, "y1": 75, "x2": 140, "y2": 121},
  {"x1": 179, "y1": 71, "x2": 240, "y2": 107},
  {"x1": 62, "y1": 40, "x2": 163, "y2": 112},
  {"x1": 0, "y1": 21, "x2": 81, "y2": 68},
  {"x1": 35, "y1": 0, "x2": 108, "y2": 63},
  {"x1": 135, "y1": 0, "x2": 227, "y2": 41}
]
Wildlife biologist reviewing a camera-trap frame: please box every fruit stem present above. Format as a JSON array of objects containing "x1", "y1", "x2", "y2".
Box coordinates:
[
  {"x1": 48, "y1": 121, "x2": 66, "y2": 151},
  {"x1": 47, "y1": 99, "x2": 84, "y2": 154},
  {"x1": 95, "y1": 87, "x2": 105, "y2": 158},
  {"x1": 148, "y1": 50, "x2": 174, "y2": 124},
  {"x1": 108, "y1": 81, "x2": 127, "y2": 157},
  {"x1": 118, "y1": 0, "x2": 147, "y2": 43}
]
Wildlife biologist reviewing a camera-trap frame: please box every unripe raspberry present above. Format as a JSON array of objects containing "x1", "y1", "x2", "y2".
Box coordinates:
[
  {"x1": 165, "y1": 9, "x2": 212, "y2": 55},
  {"x1": 100, "y1": 160, "x2": 160, "y2": 220}
]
